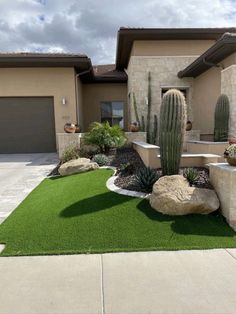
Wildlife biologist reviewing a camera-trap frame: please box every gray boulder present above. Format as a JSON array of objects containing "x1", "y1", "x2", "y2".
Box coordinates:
[
  {"x1": 59, "y1": 158, "x2": 99, "y2": 176},
  {"x1": 149, "y1": 175, "x2": 219, "y2": 215}
]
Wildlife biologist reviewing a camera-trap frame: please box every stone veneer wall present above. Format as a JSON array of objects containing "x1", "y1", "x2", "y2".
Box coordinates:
[
  {"x1": 127, "y1": 56, "x2": 196, "y2": 129},
  {"x1": 221, "y1": 65, "x2": 236, "y2": 140}
]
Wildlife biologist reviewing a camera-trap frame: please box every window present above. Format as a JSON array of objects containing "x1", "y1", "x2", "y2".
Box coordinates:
[
  {"x1": 161, "y1": 88, "x2": 188, "y2": 101},
  {"x1": 101, "y1": 101, "x2": 124, "y2": 128}
]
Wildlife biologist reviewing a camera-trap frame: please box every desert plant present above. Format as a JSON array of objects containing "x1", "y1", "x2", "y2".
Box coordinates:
[
  {"x1": 130, "y1": 72, "x2": 158, "y2": 144},
  {"x1": 146, "y1": 72, "x2": 152, "y2": 143},
  {"x1": 224, "y1": 144, "x2": 236, "y2": 159},
  {"x1": 159, "y1": 89, "x2": 186, "y2": 176},
  {"x1": 141, "y1": 115, "x2": 145, "y2": 132},
  {"x1": 214, "y1": 94, "x2": 230, "y2": 142},
  {"x1": 61, "y1": 146, "x2": 79, "y2": 164},
  {"x1": 150, "y1": 114, "x2": 158, "y2": 145},
  {"x1": 183, "y1": 168, "x2": 199, "y2": 186},
  {"x1": 132, "y1": 93, "x2": 141, "y2": 127},
  {"x1": 92, "y1": 154, "x2": 109, "y2": 166},
  {"x1": 118, "y1": 162, "x2": 135, "y2": 175},
  {"x1": 79, "y1": 144, "x2": 100, "y2": 158},
  {"x1": 134, "y1": 166, "x2": 159, "y2": 193},
  {"x1": 84, "y1": 122, "x2": 126, "y2": 153}
]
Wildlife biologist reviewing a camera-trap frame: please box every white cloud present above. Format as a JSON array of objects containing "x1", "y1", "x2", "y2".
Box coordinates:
[{"x1": 0, "y1": 0, "x2": 235, "y2": 64}]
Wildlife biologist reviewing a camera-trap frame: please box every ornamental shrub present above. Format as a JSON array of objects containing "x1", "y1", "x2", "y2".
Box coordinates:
[
  {"x1": 61, "y1": 146, "x2": 79, "y2": 164},
  {"x1": 92, "y1": 154, "x2": 109, "y2": 166},
  {"x1": 84, "y1": 122, "x2": 126, "y2": 153}
]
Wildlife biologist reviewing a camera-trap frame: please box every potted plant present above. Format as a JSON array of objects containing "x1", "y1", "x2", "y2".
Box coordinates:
[
  {"x1": 75, "y1": 124, "x2": 81, "y2": 133},
  {"x1": 224, "y1": 144, "x2": 236, "y2": 166},
  {"x1": 64, "y1": 123, "x2": 76, "y2": 133},
  {"x1": 186, "y1": 120, "x2": 192, "y2": 131},
  {"x1": 130, "y1": 122, "x2": 139, "y2": 132}
]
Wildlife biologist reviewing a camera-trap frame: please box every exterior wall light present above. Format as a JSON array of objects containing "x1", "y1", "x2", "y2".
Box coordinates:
[{"x1": 62, "y1": 98, "x2": 67, "y2": 105}]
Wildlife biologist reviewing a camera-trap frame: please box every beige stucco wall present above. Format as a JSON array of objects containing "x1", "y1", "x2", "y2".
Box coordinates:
[
  {"x1": 0, "y1": 67, "x2": 77, "y2": 133},
  {"x1": 192, "y1": 53, "x2": 236, "y2": 137},
  {"x1": 222, "y1": 52, "x2": 236, "y2": 68},
  {"x1": 127, "y1": 56, "x2": 195, "y2": 136},
  {"x1": 130, "y1": 40, "x2": 215, "y2": 57},
  {"x1": 192, "y1": 66, "x2": 221, "y2": 135},
  {"x1": 82, "y1": 83, "x2": 127, "y2": 131}
]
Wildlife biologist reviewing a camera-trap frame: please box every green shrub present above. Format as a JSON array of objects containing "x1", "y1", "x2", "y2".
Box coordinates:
[
  {"x1": 84, "y1": 122, "x2": 126, "y2": 153},
  {"x1": 134, "y1": 167, "x2": 159, "y2": 193},
  {"x1": 61, "y1": 146, "x2": 79, "y2": 164},
  {"x1": 183, "y1": 168, "x2": 199, "y2": 186},
  {"x1": 92, "y1": 154, "x2": 109, "y2": 166},
  {"x1": 224, "y1": 144, "x2": 236, "y2": 159},
  {"x1": 79, "y1": 144, "x2": 100, "y2": 159}
]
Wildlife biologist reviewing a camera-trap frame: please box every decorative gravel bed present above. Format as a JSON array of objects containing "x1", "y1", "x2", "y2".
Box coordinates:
[{"x1": 109, "y1": 146, "x2": 213, "y2": 192}]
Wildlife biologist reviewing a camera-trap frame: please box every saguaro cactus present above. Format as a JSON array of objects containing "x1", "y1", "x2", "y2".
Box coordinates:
[
  {"x1": 214, "y1": 94, "x2": 230, "y2": 142},
  {"x1": 159, "y1": 89, "x2": 186, "y2": 175},
  {"x1": 146, "y1": 72, "x2": 152, "y2": 143},
  {"x1": 132, "y1": 92, "x2": 141, "y2": 127}
]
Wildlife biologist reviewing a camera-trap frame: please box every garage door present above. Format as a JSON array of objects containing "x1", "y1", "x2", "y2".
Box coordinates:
[{"x1": 0, "y1": 97, "x2": 56, "y2": 153}]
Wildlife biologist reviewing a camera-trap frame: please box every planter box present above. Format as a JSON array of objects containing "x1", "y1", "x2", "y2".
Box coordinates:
[
  {"x1": 186, "y1": 140, "x2": 228, "y2": 162},
  {"x1": 210, "y1": 163, "x2": 236, "y2": 231}
]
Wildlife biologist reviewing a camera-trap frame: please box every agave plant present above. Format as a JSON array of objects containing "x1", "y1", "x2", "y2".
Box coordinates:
[{"x1": 134, "y1": 166, "x2": 159, "y2": 193}]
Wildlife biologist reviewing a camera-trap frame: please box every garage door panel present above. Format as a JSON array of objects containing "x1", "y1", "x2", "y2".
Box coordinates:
[{"x1": 0, "y1": 97, "x2": 56, "y2": 153}]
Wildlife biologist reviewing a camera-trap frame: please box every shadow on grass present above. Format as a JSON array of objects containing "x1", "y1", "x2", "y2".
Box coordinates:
[
  {"x1": 60, "y1": 191, "x2": 132, "y2": 218},
  {"x1": 137, "y1": 199, "x2": 235, "y2": 237}
]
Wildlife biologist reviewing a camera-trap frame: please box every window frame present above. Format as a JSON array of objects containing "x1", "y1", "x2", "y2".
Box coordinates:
[{"x1": 100, "y1": 101, "x2": 124, "y2": 127}]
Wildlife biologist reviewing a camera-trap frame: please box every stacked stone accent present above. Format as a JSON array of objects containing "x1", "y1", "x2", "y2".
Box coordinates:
[{"x1": 127, "y1": 56, "x2": 196, "y2": 128}]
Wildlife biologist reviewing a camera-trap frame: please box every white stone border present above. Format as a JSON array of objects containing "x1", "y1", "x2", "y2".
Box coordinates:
[
  {"x1": 101, "y1": 166, "x2": 150, "y2": 199},
  {"x1": 0, "y1": 244, "x2": 5, "y2": 254}
]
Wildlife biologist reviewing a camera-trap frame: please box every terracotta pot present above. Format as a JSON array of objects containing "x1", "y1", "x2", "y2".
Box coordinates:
[
  {"x1": 186, "y1": 120, "x2": 192, "y2": 131},
  {"x1": 226, "y1": 156, "x2": 236, "y2": 166},
  {"x1": 75, "y1": 124, "x2": 81, "y2": 133},
  {"x1": 64, "y1": 123, "x2": 76, "y2": 133},
  {"x1": 130, "y1": 123, "x2": 139, "y2": 132}
]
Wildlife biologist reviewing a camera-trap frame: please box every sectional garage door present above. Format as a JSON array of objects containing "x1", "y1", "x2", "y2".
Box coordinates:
[{"x1": 0, "y1": 97, "x2": 56, "y2": 153}]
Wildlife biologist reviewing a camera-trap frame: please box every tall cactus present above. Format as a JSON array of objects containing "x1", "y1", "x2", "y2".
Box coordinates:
[
  {"x1": 159, "y1": 89, "x2": 186, "y2": 176},
  {"x1": 132, "y1": 92, "x2": 141, "y2": 127},
  {"x1": 146, "y1": 72, "x2": 152, "y2": 143},
  {"x1": 214, "y1": 94, "x2": 230, "y2": 142}
]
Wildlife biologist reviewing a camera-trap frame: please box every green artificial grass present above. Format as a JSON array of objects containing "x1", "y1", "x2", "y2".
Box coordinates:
[{"x1": 0, "y1": 168, "x2": 236, "y2": 256}]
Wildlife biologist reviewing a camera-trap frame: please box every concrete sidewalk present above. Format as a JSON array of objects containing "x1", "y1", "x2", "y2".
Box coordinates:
[{"x1": 1, "y1": 249, "x2": 236, "y2": 314}]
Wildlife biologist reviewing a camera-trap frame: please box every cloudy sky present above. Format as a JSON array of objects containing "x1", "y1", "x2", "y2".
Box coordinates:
[{"x1": 0, "y1": 0, "x2": 235, "y2": 64}]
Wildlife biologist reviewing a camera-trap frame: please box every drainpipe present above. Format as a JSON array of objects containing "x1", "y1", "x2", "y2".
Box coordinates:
[
  {"x1": 74, "y1": 66, "x2": 93, "y2": 128},
  {"x1": 202, "y1": 57, "x2": 224, "y2": 70}
]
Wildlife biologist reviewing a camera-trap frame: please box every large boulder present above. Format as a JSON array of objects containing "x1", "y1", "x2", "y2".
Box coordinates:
[
  {"x1": 149, "y1": 175, "x2": 219, "y2": 215},
  {"x1": 59, "y1": 158, "x2": 99, "y2": 176}
]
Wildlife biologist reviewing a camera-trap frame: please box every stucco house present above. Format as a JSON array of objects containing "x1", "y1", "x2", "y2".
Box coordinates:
[{"x1": 0, "y1": 27, "x2": 235, "y2": 153}]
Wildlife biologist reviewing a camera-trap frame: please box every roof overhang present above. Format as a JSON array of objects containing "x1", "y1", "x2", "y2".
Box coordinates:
[
  {"x1": 80, "y1": 66, "x2": 127, "y2": 84},
  {"x1": 0, "y1": 53, "x2": 92, "y2": 73},
  {"x1": 178, "y1": 33, "x2": 236, "y2": 78},
  {"x1": 116, "y1": 27, "x2": 236, "y2": 70}
]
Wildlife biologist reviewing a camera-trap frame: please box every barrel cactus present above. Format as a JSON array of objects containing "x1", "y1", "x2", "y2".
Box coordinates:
[
  {"x1": 214, "y1": 94, "x2": 230, "y2": 142},
  {"x1": 159, "y1": 89, "x2": 186, "y2": 176}
]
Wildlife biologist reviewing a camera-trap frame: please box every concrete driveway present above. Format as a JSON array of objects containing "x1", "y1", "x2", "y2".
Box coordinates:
[{"x1": 0, "y1": 153, "x2": 58, "y2": 224}]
